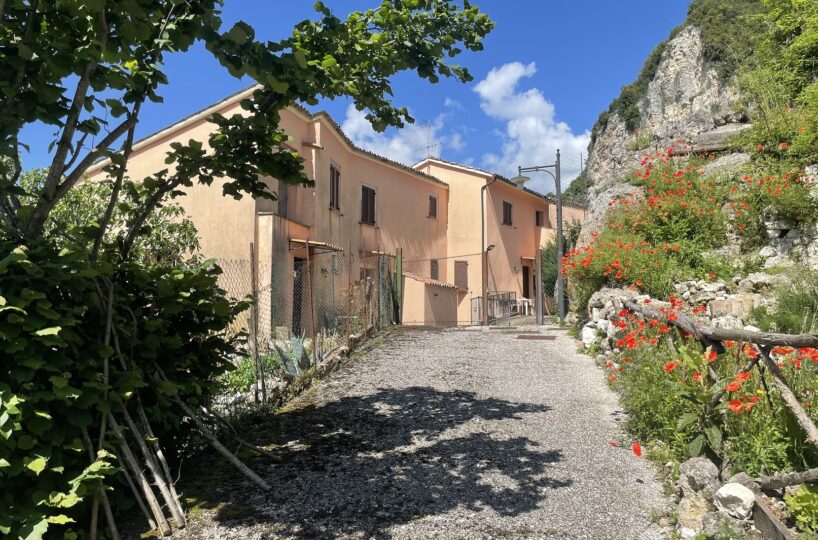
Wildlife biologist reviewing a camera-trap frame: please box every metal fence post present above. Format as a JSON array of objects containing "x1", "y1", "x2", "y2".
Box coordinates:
[
  {"x1": 535, "y1": 246, "x2": 544, "y2": 325},
  {"x1": 395, "y1": 248, "x2": 403, "y2": 324},
  {"x1": 249, "y1": 243, "x2": 265, "y2": 403}
]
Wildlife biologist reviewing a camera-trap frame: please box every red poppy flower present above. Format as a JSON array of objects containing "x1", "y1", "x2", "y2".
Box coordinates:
[
  {"x1": 727, "y1": 399, "x2": 744, "y2": 414},
  {"x1": 664, "y1": 361, "x2": 678, "y2": 373},
  {"x1": 706, "y1": 350, "x2": 717, "y2": 363},
  {"x1": 736, "y1": 372, "x2": 751, "y2": 382},
  {"x1": 693, "y1": 371, "x2": 702, "y2": 383},
  {"x1": 610, "y1": 441, "x2": 618, "y2": 447},
  {"x1": 632, "y1": 442, "x2": 642, "y2": 457},
  {"x1": 609, "y1": 375, "x2": 616, "y2": 382},
  {"x1": 725, "y1": 381, "x2": 741, "y2": 392}
]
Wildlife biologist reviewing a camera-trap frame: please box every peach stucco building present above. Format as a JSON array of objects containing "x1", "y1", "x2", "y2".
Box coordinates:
[{"x1": 87, "y1": 85, "x2": 584, "y2": 330}]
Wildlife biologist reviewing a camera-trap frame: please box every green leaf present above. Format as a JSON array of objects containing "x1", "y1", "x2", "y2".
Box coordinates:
[
  {"x1": 25, "y1": 455, "x2": 48, "y2": 475},
  {"x1": 18, "y1": 434, "x2": 35, "y2": 449},
  {"x1": 46, "y1": 515, "x2": 74, "y2": 525},
  {"x1": 321, "y1": 54, "x2": 337, "y2": 69},
  {"x1": 688, "y1": 434, "x2": 705, "y2": 457},
  {"x1": 704, "y1": 425, "x2": 722, "y2": 451},
  {"x1": 226, "y1": 24, "x2": 250, "y2": 45},
  {"x1": 264, "y1": 75, "x2": 289, "y2": 94},
  {"x1": 20, "y1": 518, "x2": 48, "y2": 540},
  {"x1": 676, "y1": 412, "x2": 698, "y2": 431},
  {"x1": 34, "y1": 327, "x2": 61, "y2": 337},
  {"x1": 294, "y1": 49, "x2": 308, "y2": 69},
  {"x1": 18, "y1": 43, "x2": 34, "y2": 60}
]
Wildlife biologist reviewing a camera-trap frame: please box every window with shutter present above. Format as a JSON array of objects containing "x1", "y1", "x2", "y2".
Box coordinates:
[
  {"x1": 502, "y1": 201, "x2": 513, "y2": 225},
  {"x1": 535, "y1": 210, "x2": 543, "y2": 227},
  {"x1": 430, "y1": 259, "x2": 440, "y2": 281},
  {"x1": 361, "y1": 186, "x2": 376, "y2": 225},
  {"x1": 428, "y1": 194, "x2": 438, "y2": 218},
  {"x1": 329, "y1": 165, "x2": 340, "y2": 210},
  {"x1": 454, "y1": 260, "x2": 468, "y2": 290}
]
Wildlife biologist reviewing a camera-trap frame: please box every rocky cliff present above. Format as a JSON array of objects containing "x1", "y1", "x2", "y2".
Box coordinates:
[{"x1": 580, "y1": 25, "x2": 751, "y2": 244}]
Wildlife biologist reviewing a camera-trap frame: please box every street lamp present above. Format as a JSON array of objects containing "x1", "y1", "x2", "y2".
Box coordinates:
[
  {"x1": 512, "y1": 149, "x2": 564, "y2": 325},
  {"x1": 480, "y1": 177, "x2": 499, "y2": 326}
]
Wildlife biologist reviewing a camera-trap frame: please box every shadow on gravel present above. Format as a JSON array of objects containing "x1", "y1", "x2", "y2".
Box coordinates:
[{"x1": 185, "y1": 386, "x2": 571, "y2": 538}]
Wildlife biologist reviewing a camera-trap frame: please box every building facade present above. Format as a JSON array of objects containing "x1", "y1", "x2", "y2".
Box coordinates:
[{"x1": 86, "y1": 86, "x2": 585, "y2": 332}]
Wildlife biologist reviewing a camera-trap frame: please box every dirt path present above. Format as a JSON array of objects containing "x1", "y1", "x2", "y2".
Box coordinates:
[{"x1": 176, "y1": 327, "x2": 668, "y2": 539}]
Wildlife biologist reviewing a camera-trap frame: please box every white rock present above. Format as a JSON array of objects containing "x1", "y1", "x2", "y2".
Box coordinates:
[
  {"x1": 758, "y1": 245, "x2": 777, "y2": 258},
  {"x1": 714, "y1": 483, "x2": 755, "y2": 520},
  {"x1": 581, "y1": 324, "x2": 598, "y2": 348},
  {"x1": 712, "y1": 315, "x2": 743, "y2": 330}
]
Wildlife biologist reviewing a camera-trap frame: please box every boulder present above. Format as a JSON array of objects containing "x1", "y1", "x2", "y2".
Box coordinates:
[
  {"x1": 711, "y1": 315, "x2": 744, "y2": 330},
  {"x1": 700, "y1": 152, "x2": 751, "y2": 177},
  {"x1": 581, "y1": 324, "x2": 598, "y2": 348},
  {"x1": 677, "y1": 491, "x2": 715, "y2": 539},
  {"x1": 679, "y1": 456, "x2": 720, "y2": 495},
  {"x1": 737, "y1": 272, "x2": 781, "y2": 293},
  {"x1": 714, "y1": 483, "x2": 755, "y2": 520}
]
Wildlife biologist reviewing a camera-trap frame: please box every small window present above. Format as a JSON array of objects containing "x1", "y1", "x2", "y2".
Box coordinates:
[
  {"x1": 455, "y1": 260, "x2": 468, "y2": 290},
  {"x1": 361, "y1": 185, "x2": 376, "y2": 225},
  {"x1": 329, "y1": 165, "x2": 340, "y2": 210},
  {"x1": 430, "y1": 259, "x2": 440, "y2": 281},
  {"x1": 535, "y1": 210, "x2": 544, "y2": 227},
  {"x1": 428, "y1": 194, "x2": 438, "y2": 218},
  {"x1": 502, "y1": 201, "x2": 513, "y2": 225}
]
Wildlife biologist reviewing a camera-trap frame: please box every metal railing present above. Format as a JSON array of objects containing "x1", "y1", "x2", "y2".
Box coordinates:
[{"x1": 471, "y1": 291, "x2": 517, "y2": 325}]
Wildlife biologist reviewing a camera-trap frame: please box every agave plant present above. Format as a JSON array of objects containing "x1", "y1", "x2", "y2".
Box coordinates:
[{"x1": 273, "y1": 334, "x2": 342, "y2": 378}]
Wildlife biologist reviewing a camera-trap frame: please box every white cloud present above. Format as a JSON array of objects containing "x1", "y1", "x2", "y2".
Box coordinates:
[
  {"x1": 448, "y1": 132, "x2": 465, "y2": 152},
  {"x1": 443, "y1": 97, "x2": 463, "y2": 110},
  {"x1": 341, "y1": 104, "x2": 464, "y2": 165},
  {"x1": 473, "y1": 61, "x2": 590, "y2": 194}
]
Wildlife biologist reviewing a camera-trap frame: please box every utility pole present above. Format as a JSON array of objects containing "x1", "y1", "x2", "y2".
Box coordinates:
[
  {"x1": 555, "y1": 150, "x2": 565, "y2": 324},
  {"x1": 511, "y1": 149, "x2": 565, "y2": 325}
]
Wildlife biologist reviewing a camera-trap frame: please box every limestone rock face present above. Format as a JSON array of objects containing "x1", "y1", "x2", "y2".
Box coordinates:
[
  {"x1": 577, "y1": 183, "x2": 644, "y2": 246},
  {"x1": 644, "y1": 27, "x2": 742, "y2": 141},
  {"x1": 585, "y1": 27, "x2": 744, "y2": 198}
]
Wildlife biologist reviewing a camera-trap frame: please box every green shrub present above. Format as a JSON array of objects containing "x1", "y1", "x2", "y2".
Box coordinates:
[
  {"x1": 736, "y1": 0, "x2": 818, "y2": 165},
  {"x1": 0, "y1": 237, "x2": 245, "y2": 537},
  {"x1": 221, "y1": 354, "x2": 281, "y2": 394},
  {"x1": 785, "y1": 484, "x2": 818, "y2": 534},
  {"x1": 751, "y1": 267, "x2": 818, "y2": 333}
]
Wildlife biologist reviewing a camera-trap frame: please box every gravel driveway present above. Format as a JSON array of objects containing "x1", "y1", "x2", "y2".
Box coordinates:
[{"x1": 175, "y1": 327, "x2": 668, "y2": 539}]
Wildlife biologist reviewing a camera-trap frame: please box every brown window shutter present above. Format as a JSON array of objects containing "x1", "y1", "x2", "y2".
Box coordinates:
[{"x1": 455, "y1": 260, "x2": 468, "y2": 289}]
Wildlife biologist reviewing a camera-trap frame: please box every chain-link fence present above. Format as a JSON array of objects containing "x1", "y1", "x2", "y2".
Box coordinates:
[{"x1": 214, "y1": 251, "x2": 398, "y2": 402}]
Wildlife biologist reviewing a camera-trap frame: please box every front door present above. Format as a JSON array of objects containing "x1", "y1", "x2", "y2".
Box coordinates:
[{"x1": 522, "y1": 265, "x2": 530, "y2": 299}]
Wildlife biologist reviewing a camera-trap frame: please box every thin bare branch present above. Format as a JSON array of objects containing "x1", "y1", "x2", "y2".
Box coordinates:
[{"x1": 92, "y1": 100, "x2": 142, "y2": 260}]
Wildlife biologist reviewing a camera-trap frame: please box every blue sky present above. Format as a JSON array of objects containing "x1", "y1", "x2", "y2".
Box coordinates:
[{"x1": 21, "y1": 1, "x2": 689, "y2": 194}]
